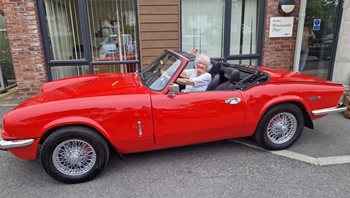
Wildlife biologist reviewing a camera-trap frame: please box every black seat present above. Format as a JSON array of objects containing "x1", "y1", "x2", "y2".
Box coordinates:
[
  {"x1": 215, "y1": 67, "x2": 240, "y2": 90},
  {"x1": 206, "y1": 61, "x2": 222, "y2": 91}
]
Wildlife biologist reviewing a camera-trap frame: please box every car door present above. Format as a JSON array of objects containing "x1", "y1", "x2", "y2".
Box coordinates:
[{"x1": 151, "y1": 90, "x2": 246, "y2": 148}]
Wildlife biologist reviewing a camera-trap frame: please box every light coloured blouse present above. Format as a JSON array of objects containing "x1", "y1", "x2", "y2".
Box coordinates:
[{"x1": 182, "y1": 69, "x2": 211, "y2": 92}]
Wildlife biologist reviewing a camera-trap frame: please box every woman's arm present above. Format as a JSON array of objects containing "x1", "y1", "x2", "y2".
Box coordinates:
[
  {"x1": 179, "y1": 71, "x2": 188, "y2": 78},
  {"x1": 178, "y1": 73, "x2": 211, "y2": 86},
  {"x1": 176, "y1": 78, "x2": 194, "y2": 85}
]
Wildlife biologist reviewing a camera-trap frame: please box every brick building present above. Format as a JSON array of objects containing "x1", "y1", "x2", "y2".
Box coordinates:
[{"x1": 0, "y1": 0, "x2": 348, "y2": 99}]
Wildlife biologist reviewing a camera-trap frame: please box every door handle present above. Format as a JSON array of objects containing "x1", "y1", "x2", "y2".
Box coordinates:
[{"x1": 225, "y1": 97, "x2": 241, "y2": 105}]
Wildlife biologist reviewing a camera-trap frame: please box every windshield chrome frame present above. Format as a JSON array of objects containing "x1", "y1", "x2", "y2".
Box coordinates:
[{"x1": 139, "y1": 49, "x2": 189, "y2": 93}]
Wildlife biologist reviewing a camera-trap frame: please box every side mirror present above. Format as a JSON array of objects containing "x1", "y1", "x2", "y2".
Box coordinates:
[{"x1": 168, "y1": 83, "x2": 179, "y2": 97}]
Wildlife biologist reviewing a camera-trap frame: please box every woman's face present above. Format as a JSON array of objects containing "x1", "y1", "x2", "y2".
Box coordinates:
[{"x1": 196, "y1": 58, "x2": 208, "y2": 74}]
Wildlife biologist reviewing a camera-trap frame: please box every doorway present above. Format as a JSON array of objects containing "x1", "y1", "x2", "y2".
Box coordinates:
[
  {"x1": 0, "y1": 10, "x2": 16, "y2": 93},
  {"x1": 299, "y1": 0, "x2": 343, "y2": 80}
]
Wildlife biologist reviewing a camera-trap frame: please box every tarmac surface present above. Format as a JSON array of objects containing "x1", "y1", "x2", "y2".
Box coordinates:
[
  {"x1": 0, "y1": 88, "x2": 350, "y2": 197},
  {"x1": 288, "y1": 113, "x2": 350, "y2": 158}
]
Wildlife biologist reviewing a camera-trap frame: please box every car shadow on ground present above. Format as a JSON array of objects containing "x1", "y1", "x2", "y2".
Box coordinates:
[
  {"x1": 91, "y1": 140, "x2": 259, "y2": 183},
  {"x1": 99, "y1": 140, "x2": 260, "y2": 180}
]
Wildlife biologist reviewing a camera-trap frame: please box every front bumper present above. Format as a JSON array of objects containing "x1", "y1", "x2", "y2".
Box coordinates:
[
  {"x1": 0, "y1": 138, "x2": 35, "y2": 150},
  {"x1": 312, "y1": 104, "x2": 347, "y2": 116}
]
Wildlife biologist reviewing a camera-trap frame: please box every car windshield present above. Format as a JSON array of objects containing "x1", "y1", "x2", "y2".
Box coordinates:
[{"x1": 140, "y1": 52, "x2": 183, "y2": 91}]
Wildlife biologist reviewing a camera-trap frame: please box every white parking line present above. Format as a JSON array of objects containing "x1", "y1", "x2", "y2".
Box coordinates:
[
  {"x1": 232, "y1": 139, "x2": 350, "y2": 166},
  {"x1": 317, "y1": 156, "x2": 350, "y2": 166},
  {"x1": 270, "y1": 150, "x2": 319, "y2": 164}
]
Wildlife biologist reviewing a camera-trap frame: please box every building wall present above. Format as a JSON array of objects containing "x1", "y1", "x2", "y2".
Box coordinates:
[
  {"x1": 333, "y1": 0, "x2": 350, "y2": 86},
  {"x1": 0, "y1": 0, "x2": 46, "y2": 99},
  {"x1": 262, "y1": 0, "x2": 300, "y2": 70},
  {"x1": 138, "y1": 0, "x2": 180, "y2": 67}
]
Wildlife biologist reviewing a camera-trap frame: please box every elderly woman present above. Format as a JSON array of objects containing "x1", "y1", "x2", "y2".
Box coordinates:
[{"x1": 176, "y1": 53, "x2": 212, "y2": 92}]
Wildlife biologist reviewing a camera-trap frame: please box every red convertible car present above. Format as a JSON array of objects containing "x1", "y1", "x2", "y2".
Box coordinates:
[{"x1": 0, "y1": 50, "x2": 346, "y2": 183}]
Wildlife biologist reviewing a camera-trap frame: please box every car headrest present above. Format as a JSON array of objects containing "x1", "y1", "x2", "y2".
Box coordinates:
[
  {"x1": 209, "y1": 60, "x2": 222, "y2": 74},
  {"x1": 223, "y1": 67, "x2": 240, "y2": 83},
  {"x1": 211, "y1": 60, "x2": 219, "y2": 66},
  {"x1": 230, "y1": 70, "x2": 240, "y2": 83}
]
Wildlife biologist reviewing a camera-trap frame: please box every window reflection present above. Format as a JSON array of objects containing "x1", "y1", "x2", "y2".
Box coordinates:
[{"x1": 299, "y1": 0, "x2": 339, "y2": 79}]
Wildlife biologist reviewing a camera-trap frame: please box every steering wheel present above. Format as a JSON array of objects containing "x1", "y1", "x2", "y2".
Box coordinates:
[{"x1": 145, "y1": 71, "x2": 160, "y2": 85}]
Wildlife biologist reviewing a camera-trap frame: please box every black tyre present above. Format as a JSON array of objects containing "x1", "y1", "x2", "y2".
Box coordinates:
[
  {"x1": 254, "y1": 103, "x2": 305, "y2": 150},
  {"x1": 40, "y1": 126, "x2": 109, "y2": 183}
]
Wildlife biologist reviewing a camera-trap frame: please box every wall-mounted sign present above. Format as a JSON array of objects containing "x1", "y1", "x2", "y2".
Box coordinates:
[
  {"x1": 313, "y1": 19, "x2": 321, "y2": 31},
  {"x1": 269, "y1": 17, "x2": 294, "y2": 38}
]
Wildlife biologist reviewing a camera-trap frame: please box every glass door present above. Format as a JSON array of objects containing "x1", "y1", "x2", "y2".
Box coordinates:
[
  {"x1": 0, "y1": 11, "x2": 16, "y2": 93},
  {"x1": 299, "y1": 0, "x2": 343, "y2": 80}
]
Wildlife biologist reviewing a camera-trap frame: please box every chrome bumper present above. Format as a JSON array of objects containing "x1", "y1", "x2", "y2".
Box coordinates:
[
  {"x1": 0, "y1": 138, "x2": 34, "y2": 150},
  {"x1": 312, "y1": 104, "x2": 347, "y2": 116}
]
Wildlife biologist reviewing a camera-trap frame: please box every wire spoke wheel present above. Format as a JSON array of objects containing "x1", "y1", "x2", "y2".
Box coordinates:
[
  {"x1": 266, "y1": 112, "x2": 297, "y2": 145},
  {"x1": 41, "y1": 127, "x2": 109, "y2": 183},
  {"x1": 52, "y1": 139, "x2": 97, "y2": 176}
]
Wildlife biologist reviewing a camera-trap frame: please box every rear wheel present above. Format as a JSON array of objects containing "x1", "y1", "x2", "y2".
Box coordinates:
[
  {"x1": 40, "y1": 126, "x2": 109, "y2": 183},
  {"x1": 254, "y1": 103, "x2": 305, "y2": 150}
]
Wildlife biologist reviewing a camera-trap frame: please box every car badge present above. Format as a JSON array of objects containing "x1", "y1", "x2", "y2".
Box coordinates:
[{"x1": 309, "y1": 96, "x2": 321, "y2": 101}]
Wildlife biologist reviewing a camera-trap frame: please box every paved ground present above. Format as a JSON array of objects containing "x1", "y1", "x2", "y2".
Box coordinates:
[
  {"x1": 1, "y1": 89, "x2": 350, "y2": 197},
  {"x1": 0, "y1": 139, "x2": 350, "y2": 197},
  {"x1": 234, "y1": 113, "x2": 350, "y2": 160},
  {"x1": 288, "y1": 113, "x2": 350, "y2": 157},
  {"x1": 0, "y1": 87, "x2": 22, "y2": 106}
]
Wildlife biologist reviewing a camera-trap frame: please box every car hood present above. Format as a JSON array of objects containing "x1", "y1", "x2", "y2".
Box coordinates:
[
  {"x1": 259, "y1": 67, "x2": 331, "y2": 84},
  {"x1": 16, "y1": 73, "x2": 147, "y2": 109}
]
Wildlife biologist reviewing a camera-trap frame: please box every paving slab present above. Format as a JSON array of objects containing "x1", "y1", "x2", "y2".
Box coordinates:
[{"x1": 0, "y1": 87, "x2": 22, "y2": 106}]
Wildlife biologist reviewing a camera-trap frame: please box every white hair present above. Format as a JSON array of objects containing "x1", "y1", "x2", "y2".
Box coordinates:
[{"x1": 194, "y1": 54, "x2": 212, "y2": 71}]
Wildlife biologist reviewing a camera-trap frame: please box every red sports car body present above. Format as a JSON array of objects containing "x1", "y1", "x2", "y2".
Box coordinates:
[{"x1": 0, "y1": 50, "x2": 346, "y2": 183}]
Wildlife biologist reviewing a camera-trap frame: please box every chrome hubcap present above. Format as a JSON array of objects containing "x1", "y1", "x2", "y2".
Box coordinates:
[
  {"x1": 267, "y1": 112, "x2": 297, "y2": 144},
  {"x1": 52, "y1": 139, "x2": 96, "y2": 176}
]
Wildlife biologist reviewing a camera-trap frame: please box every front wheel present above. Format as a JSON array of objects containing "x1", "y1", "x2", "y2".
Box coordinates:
[
  {"x1": 254, "y1": 103, "x2": 305, "y2": 150},
  {"x1": 40, "y1": 126, "x2": 109, "y2": 183}
]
